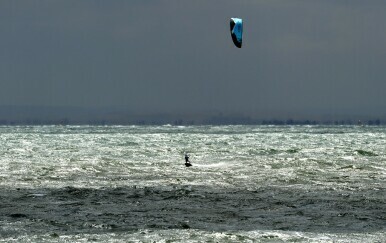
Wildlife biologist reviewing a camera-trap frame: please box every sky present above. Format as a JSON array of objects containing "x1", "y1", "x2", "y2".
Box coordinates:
[{"x1": 1, "y1": 0, "x2": 386, "y2": 121}]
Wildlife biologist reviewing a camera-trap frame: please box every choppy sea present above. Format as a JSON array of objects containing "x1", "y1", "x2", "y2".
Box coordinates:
[{"x1": 0, "y1": 125, "x2": 385, "y2": 242}]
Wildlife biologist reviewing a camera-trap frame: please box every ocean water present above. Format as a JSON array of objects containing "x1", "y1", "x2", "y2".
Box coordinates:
[{"x1": 0, "y1": 125, "x2": 385, "y2": 242}]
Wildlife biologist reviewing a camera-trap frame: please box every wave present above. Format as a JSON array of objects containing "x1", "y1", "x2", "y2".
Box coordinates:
[
  {"x1": 356, "y1": 150, "x2": 378, "y2": 156},
  {"x1": 248, "y1": 148, "x2": 299, "y2": 156},
  {"x1": 194, "y1": 162, "x2": 228, "y2": 168}
]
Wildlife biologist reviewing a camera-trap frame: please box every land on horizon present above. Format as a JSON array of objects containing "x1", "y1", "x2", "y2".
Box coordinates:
[{"x1": 0, "y1": 106, "x2": 384, "y2": 126}]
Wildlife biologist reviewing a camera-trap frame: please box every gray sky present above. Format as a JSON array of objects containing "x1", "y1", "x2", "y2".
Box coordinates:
[{"x1": 1, "y1": 0, "x2": 386, "y2": 120}]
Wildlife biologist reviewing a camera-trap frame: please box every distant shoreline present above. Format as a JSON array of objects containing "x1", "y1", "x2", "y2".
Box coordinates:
[
  {"x1": 0, "y1": 106, "x2": 384, "y2": 126},
  {"x1": 0, "y1": 119, "x2": 383, "y2": 126}
]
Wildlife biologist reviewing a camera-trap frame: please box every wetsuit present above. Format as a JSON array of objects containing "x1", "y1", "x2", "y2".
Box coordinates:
[{"x1": 185, "y1": 155, "x2": 192, "y2": 167}]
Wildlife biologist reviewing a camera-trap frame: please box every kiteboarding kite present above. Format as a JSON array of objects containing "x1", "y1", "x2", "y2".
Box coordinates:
[{"x1": 230, "y1": 18, "x2": 243, "y2": 48}]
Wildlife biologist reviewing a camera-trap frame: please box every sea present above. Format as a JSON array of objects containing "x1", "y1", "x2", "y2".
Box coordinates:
[{"x1": 0, "y1": 125, "x2": 385, "y2": 242}]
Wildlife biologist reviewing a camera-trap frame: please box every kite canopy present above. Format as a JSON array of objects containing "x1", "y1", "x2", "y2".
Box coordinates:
[{"x1": 230, "y1": 18, "x2": 243, "y2": 48}]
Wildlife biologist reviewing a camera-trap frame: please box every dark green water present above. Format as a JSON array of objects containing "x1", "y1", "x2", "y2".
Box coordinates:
[{"x1": 0, "y1": 125, "x2": 385, "y2": 242}]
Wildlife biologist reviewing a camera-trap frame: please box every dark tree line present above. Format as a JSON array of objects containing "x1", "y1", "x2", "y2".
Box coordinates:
[{"x1": 0, "y1": 117, "x2": 384, "y2": 126}]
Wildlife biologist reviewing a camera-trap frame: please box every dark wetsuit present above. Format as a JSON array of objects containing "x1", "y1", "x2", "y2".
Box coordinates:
[{"x1": 185, "y1": 155, "x2": 192, "y2": 167}]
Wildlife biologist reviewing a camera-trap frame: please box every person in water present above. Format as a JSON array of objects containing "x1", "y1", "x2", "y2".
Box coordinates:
[{"x1": 185, "y1": 154, "x2": 192, "y2": 167}]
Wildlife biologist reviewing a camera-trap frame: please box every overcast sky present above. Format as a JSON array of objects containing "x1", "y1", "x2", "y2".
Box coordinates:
[{"x1": 1, "y1": 0, "x2": 386, "y2": 120}]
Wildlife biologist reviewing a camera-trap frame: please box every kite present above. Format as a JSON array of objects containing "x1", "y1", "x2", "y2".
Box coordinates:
[{"x1": 230, "y1": 18, "x2": 243, "y2": 48}]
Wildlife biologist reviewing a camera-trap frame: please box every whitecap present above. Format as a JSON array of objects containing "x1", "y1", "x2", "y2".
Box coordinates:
[{"x1": 193, "y1": 162, "x2": 228, "y2": 168}]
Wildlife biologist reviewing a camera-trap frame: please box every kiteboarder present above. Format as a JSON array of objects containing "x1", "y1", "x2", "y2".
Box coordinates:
[{"x1": 185, "y1": 154, "x2": 192, "y2": 167}]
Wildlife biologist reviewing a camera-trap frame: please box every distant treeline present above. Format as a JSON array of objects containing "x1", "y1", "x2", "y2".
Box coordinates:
[
  {"x1": 261, "y1": 119, "x2": 382, "y2": 126},
  {"x1": 1, "y1": 106, "x2": 385, "y2": 126},
  {"x1": 0, "y1": 117, "x2": 383, "y2": 126}
]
